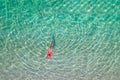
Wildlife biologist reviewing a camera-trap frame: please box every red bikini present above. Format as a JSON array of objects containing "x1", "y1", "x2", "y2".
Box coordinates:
[{"x1": 46, "y1": 47, "x2": 53, "y2": 59}]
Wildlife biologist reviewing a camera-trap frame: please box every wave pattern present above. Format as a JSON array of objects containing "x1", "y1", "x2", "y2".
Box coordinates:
[{"x1": 0, "y1": 0, "x2": 120, "y2": 80}]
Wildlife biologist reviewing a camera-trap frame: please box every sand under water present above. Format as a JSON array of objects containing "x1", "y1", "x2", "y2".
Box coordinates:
[{"x1": 0, "y1": 0, "x2": 120, "y2": 80}]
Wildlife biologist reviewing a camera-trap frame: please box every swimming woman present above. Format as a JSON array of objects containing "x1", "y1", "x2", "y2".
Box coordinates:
[{"x1": 46, "y1": 35, "x2": 55, "y2": 59}]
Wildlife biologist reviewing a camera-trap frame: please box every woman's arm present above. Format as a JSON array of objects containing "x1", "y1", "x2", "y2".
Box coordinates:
[{"x1": 49, "y1": 41, "x2": 53, "y2": 48}]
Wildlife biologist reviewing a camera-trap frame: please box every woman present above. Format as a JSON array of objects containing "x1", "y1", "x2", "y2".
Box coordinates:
[
  {"x1": 46, "y1": 41, "x2": 53, "y2": 59},
  {"x1": 46, "y1": 35, "x2": 56, "y2": 59}
]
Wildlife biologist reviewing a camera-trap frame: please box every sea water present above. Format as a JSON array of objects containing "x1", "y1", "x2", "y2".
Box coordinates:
[{"x1": 0, "y1": 0, "x2": 120, "y2": 80}]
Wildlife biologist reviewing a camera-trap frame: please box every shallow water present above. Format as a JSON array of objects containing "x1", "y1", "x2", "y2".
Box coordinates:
[{"x1": 0, "y1": 0, "x2": 120, "y2": 80}]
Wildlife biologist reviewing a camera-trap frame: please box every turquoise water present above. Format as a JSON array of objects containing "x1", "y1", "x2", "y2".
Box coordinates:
[{"x1": 0, "y1": 0, "x2": 120, "y2": 80}]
